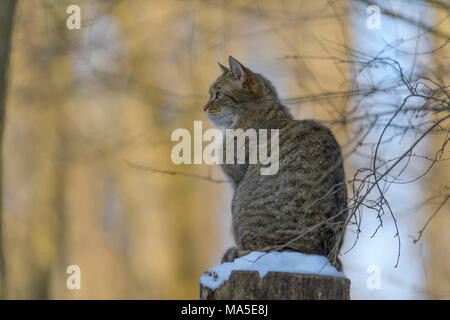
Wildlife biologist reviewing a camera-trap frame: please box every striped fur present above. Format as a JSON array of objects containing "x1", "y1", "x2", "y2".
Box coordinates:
[{"x1": 204, "y1": 57, "x2": 348, "y2": 270}]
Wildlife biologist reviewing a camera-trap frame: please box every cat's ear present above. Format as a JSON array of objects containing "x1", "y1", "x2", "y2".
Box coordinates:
[
  {"x1": 217, "y1": 62, "x2": 229, "y2": 74},
  {"x1": 229, "y1": 56, "x2": 247, "y2": 83}
]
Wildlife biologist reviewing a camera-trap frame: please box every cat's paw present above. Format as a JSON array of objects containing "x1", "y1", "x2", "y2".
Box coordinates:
[{"x1": 221, "y1": 247, "x2": 251, "y2": 263}]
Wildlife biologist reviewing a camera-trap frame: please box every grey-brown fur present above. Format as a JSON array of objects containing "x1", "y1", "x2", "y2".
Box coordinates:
[{"x1": 203, "y1": 57, "x2": 348, "y2": 271}]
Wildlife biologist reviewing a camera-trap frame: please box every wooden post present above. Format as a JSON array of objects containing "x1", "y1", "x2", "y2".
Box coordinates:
[{"x1": 200, "y1": 270, "x2": 351, "y2": 300}]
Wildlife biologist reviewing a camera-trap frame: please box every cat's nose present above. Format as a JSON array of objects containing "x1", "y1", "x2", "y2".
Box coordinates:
[{"x1": 203, "y1": 102, "x2": 211, "y2": 112}]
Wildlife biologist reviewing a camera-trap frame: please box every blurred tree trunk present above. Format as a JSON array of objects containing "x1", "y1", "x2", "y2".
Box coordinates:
[
  {"x1": 0, "y1": 0, "x2": 17, "y2": 299},
  {"x1": 426, "y1": 4, "x2": 450, "y2": 299}
]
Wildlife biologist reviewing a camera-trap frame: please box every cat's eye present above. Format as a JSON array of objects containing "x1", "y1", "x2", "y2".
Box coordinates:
[{"x1": 215, "y1": 91, "x2": 223, "y2": 99}]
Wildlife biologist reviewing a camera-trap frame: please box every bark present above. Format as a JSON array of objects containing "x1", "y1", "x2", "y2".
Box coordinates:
[{"x1": 200, "y1": 270, "x2": 351, "y2": 300}]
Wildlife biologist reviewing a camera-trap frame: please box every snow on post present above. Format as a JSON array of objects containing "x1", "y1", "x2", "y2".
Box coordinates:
[{"x1": 199, "y1": 251, "x2": 351, "y2": 300}]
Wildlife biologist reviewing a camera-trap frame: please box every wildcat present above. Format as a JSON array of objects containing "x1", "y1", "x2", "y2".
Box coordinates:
[{"x1": 203, "y1": 56, "x2": 348, "y2": 271}]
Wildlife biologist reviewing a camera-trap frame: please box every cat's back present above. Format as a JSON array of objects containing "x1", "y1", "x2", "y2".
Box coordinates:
[
  {"x1": 278, "y1": 118, "x2": 343, "y2": 171},
  {"x1": 232, "y1": 117, "x2": 347, "y2": 254},
  {"x1": 237, "y1": 117, "x2": 345, "y2": 204}
]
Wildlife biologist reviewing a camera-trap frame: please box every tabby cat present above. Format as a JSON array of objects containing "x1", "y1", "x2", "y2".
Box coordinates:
[{"x1": 203, "y1": 56, "x2": 348, "y2": 271}]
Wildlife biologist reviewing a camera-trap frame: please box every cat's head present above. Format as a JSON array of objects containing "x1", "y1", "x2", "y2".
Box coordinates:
[{"x1": 203, "y1": 56, "x2": 278, "y2": 128}]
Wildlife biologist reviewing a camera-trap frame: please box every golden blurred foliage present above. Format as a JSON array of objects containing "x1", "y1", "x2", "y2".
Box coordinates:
[
  {"x1": 1, "y1": 0, "x2": 353, "y2": 299},
  {"x1": 0, "y1": 0, "x2": 448, "y2": 299}
]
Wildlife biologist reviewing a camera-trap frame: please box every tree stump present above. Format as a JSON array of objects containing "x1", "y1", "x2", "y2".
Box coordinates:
[{"x1": 200, "y1": 270, "x2": 350, "y2": 300}]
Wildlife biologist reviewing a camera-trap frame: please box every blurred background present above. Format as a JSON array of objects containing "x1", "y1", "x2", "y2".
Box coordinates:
[{"x1": 0, "y1": 0, "x2": 448, "y2": 299}]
